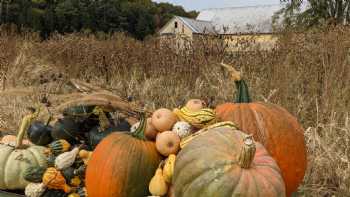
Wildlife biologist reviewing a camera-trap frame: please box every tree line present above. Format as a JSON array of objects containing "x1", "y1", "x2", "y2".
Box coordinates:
[{"x1": 0, "y1": 0, "x2": 198, "y2": 40}]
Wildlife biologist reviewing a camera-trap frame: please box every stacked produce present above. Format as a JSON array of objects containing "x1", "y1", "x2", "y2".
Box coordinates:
[{"x1": 0, "y1": 63, "x2": 307, "y2": 197}]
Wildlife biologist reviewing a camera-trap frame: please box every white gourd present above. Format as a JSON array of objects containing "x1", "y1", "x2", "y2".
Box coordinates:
[
  {"x1": 55, "y1": 147, "x2": 79, "y2": 170},
  {"x1": 130, "y1": 122, "x2": 140, "y2": 133},
  {"x1": 25, "y1": 183, "x2": 46, "y2": 197},
  {"x1": 172, "y1": 121, "x2": 192, "y2": 139}
]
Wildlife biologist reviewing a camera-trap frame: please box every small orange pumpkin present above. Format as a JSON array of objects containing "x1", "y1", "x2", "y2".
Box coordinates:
[{"x1": 151, "y1": 109, "x2": 177, "y2": 132}]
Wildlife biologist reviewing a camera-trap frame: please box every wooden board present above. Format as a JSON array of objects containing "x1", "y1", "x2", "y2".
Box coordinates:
[{"x1": 0, "y1": 190, "x2": 25, "y2": 197}]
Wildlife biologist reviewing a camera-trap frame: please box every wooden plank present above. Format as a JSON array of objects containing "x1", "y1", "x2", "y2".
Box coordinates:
[{"x1": 0, "y1": 190, "x2": 25, "y2": 197}]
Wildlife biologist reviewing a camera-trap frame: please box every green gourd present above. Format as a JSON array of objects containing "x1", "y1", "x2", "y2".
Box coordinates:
[
  {"x1": 51, "y1": 118, "x2": 84, "y2": 144},
  {"x1": 48, "y1": 139, "x2": 71, "y2": 156},
  {"x1": 23, "y1": 166, "x2": 47, "y2": 183}
]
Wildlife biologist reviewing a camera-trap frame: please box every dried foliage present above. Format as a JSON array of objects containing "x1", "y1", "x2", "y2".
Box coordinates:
[{"x1": 0, "y1": 26, "x2": 349, "y2": 196}]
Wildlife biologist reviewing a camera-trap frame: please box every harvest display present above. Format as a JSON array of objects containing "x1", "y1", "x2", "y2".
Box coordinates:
[{"x1": 0, "y1": 64, "x2": 307, "y2": 197}]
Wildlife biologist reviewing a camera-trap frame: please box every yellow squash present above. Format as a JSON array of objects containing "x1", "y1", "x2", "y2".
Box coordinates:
[
  {"x1": 149, "y1": 164, "x2": 168, "y2": 196},
  {"x1": 173, "y1": 107, "x2": 216, "y2": 129},
  {"x1": 163, "y1": 154, "x2": 176, "y2": 183}
]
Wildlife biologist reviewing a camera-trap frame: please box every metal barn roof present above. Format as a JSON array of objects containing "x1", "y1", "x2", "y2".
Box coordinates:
[
  {"x1": 176, "y1": 16, "x2": 216, "y2": 34},
  {"x1": 196, "y1": 4, "x2": 283, "y2": 34}
]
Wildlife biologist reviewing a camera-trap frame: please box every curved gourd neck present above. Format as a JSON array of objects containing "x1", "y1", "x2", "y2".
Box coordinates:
[
  {"x1": 219, "y1": 62, "x2": 252, "y2": 103},
  {"x1": 92, "y1": 106, "x2": 110, "y2": 132},
  {"x1": 16, "y1": 106, "x2": 41, "y2": 148},
  {"x1": 234, "y1": 80, "x2": 252, "y2": 103}
]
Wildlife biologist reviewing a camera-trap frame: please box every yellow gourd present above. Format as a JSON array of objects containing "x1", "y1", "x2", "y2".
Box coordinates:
[
  {"x1": 173, "y1": 107, "x2": 217, "y2": 129},
  {"x1": 149, "y1": 165, "x2": 168, "y2": 196},
  {"x1": 79, "y1": 150, "x2": 92, "y2": 165},
  {"x1": 43, "y1": 167, "x2": 72, "y2": 193},
  {"x1": 70, "y1": 176, "x2": 81, "y2": 187},
  {"x1": 163, "y1": 154, "x2": 176, "y2": 183},
  {"x1": 68, "y1": 193, "x2": 80, "y2": 197}
]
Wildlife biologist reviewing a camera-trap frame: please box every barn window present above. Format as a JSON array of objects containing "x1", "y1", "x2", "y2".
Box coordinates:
[{"x1": 174, "y1": 22, "x2": 178, "y2": 28}]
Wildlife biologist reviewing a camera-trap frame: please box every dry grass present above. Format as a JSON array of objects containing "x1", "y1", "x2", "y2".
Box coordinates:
[{"x1": 0, "y1": 26, "x2": 349, "y2": 196}]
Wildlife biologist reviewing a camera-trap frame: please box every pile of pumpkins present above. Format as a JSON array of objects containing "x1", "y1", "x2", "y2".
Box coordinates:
[
  {"x1": 85, "y1": 77, "x2": 307, "y2": 197},
  {"x1": 0, "y1": 76, "x2": 307, "y2": 197}
]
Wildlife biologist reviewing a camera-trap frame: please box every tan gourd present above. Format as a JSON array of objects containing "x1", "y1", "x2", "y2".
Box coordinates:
[
  {"x1": 163, "y1": 154, "x2": 176, "y2": 183},
  {"x1": 79, "y1": 149, "x2": 92, "y2": 165},
  {"x1": 155, "y1": 131, "x2": 180, "y2": 156},
  {"x1": 0, "y1": 107, "x2": 48, "y2": 190},
  {"x1": 149, "y1": 164, "x2": 168, "y2": 196},
  {"x1": 43, "y1": 167, "x2": 72, "y2": 193},
  {"x1": 55, "y1": 147, "x2": 79, "y2": 170},
  {"x1": 25, "y1": 183, "x2": 46, "y2": 197}
]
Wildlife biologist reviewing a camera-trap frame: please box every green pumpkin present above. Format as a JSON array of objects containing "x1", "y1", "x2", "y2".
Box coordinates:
[
  {"x1": 0, "y1": 112, "x2": 48, "y2": 190},
  {"x1": 86, "y1": 127, "x2": 119, "y2": 149},
  {"x1": 173, "y1": 127, "x2": 286, "y2": 197},
  {"x1": 23, "y1": 166, "x2": 46, "y2": 183},
  {"x1": 86, "y1": 117, "x2": 130, "y2": 149},
  {"x1": 27, "y1": 121, "x2": 53, "y2": 146},
  {"x1": 51, "y1": 118, "x2": 84, "y2": 144}
]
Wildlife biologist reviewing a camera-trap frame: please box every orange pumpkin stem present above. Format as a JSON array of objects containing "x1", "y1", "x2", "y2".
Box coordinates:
[
  {"x1": 219, "y1": 62, "x2": 251, "y2": 103},
  {"x1": 238, "y1": 135, "x2": 256, "y2": 169}
]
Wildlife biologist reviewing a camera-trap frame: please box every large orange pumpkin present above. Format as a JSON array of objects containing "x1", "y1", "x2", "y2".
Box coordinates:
[
  {"x1": 215, "y1": 73, "x2": 307, "y2": 196},
  {"x1": 86, "y1": 114, "x2": 162, "y2": 197},
  {"x1": 173, "y1": 127, "x2": 286, "y2": 197}
]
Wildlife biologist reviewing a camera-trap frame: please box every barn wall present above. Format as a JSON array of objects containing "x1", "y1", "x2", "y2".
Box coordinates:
[{"x1": 159, "y1": 17, "x2": 193, "y2": 39}]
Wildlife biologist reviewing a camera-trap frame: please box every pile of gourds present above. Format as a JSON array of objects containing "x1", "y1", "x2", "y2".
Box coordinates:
[
  {"x1": 84, "y1": 63, "x2": 307, "y2": 197},
  {"x1": 0, "y1": 93, "x2": 134, "y2": 196},
  {"x1": 24, "y1": 139, "x2": 89, "y2": 197},
  {"x1": 0, "y1": 63, "x2": 307, "y2": 197}
]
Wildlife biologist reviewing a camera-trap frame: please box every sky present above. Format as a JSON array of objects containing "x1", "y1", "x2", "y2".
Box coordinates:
[{"x1": 153, "y1": 0, "x2": 281, "y2": 11}]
